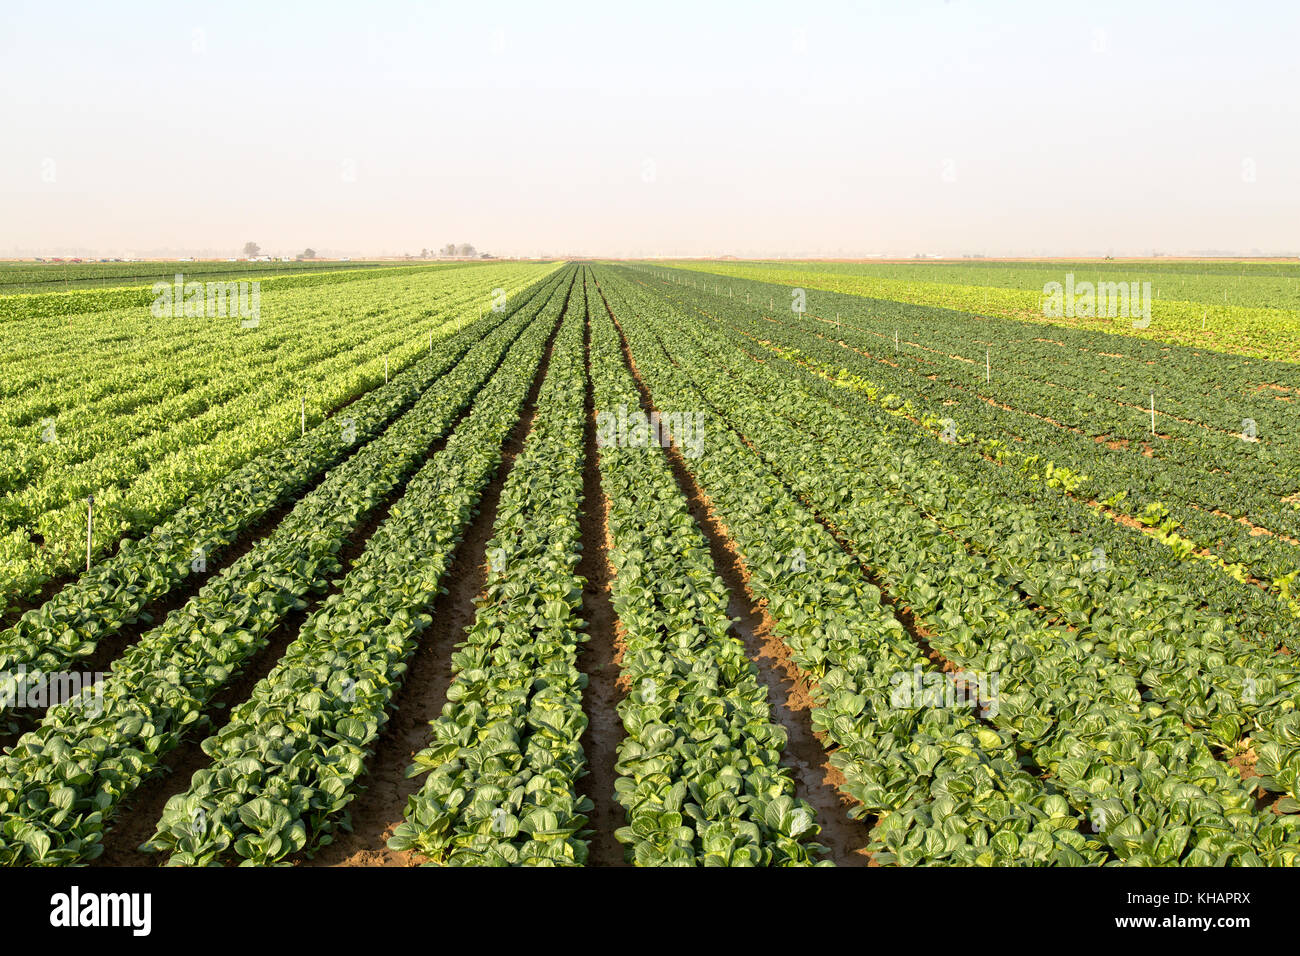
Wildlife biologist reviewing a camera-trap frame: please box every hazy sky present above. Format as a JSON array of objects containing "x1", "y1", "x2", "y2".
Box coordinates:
[{"x1": 3, "y1": 0, "x2": 1297, "y2": 258}]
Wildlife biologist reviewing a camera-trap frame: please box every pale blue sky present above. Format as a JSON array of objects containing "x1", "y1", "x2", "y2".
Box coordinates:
[{"x1": 2, "y1": 0, "x2": 1296, "y2": 257}]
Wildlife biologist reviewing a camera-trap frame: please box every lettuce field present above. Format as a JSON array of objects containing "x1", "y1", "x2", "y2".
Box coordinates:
[{"x1": 3, "y1": 259, "x2": 1299, "y2": 867}]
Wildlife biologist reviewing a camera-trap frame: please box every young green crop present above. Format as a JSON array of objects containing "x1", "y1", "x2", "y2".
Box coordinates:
[
  {"x1": 389, "y1": 269, "x2": 590, "y2": 866},
  {"x1": 663, "y1": 259, "x2": 1300, "y2": 363},
  {"x1": 0, "y1": 271, "x2": 569, "y2": 865},
  {"x1": 142, "y1": 270, "x2": 576, "y2": 866},
  {"x1": 0, "y1": 261, "x2": 561, "y2": 615},
  {"x1": 605, "y1": 266, "x2": 1300, "y2": 864}
]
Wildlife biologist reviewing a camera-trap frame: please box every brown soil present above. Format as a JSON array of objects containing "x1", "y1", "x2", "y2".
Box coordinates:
[
  {"x1": 1206, "y1": 507, "x2": 1300, "y2": 547},
  {"x1": 1225, "y1": 748, "x2": 1289, "y2": 814},
  {"x1": 1228, "y1": 747, "x2": 1258, "y2": 781},
  {"x1": 573, "y1": 280, "x2": 629, "y2": 866}
]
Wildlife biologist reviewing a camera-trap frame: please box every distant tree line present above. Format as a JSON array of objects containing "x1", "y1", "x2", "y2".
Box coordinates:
[
  {"x1": 241, "y1": 241, "x2": 489, "y2": 261},
  {"x1": 430, "y1": 243, "x2": 477, "y2": 257}
]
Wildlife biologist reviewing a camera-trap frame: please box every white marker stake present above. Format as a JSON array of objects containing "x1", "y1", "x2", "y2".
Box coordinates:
[
  {"x1": 1150, "y1": 393, "x2": 1155, "y2": 435},
  {"x1": 86, "y1": 495, "x2": 94, "y2": 571},
  {"x1": 301, "y1": 396, "x2": 306, "y2": 436},
  {"x1": 986, "y1": 348, "x2": 990, "y2": 383},
  {"x1": 895, "y1": 330, "x2": 899, "y2": 351}
]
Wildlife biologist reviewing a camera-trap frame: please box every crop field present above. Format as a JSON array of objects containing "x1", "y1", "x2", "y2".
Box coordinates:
[
  {"x1": 668, "y1": 260, "x2": 1300, "y2": 363},
  {"x1": 0, "y1": 260, "x2": 558, "y2": 615},
  {"x1": 2, "y1": 259, "x2": 1298, "y2": 868},
  {"x1": 0, "y1": 260, "x2": 400, "y2": 294}
]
